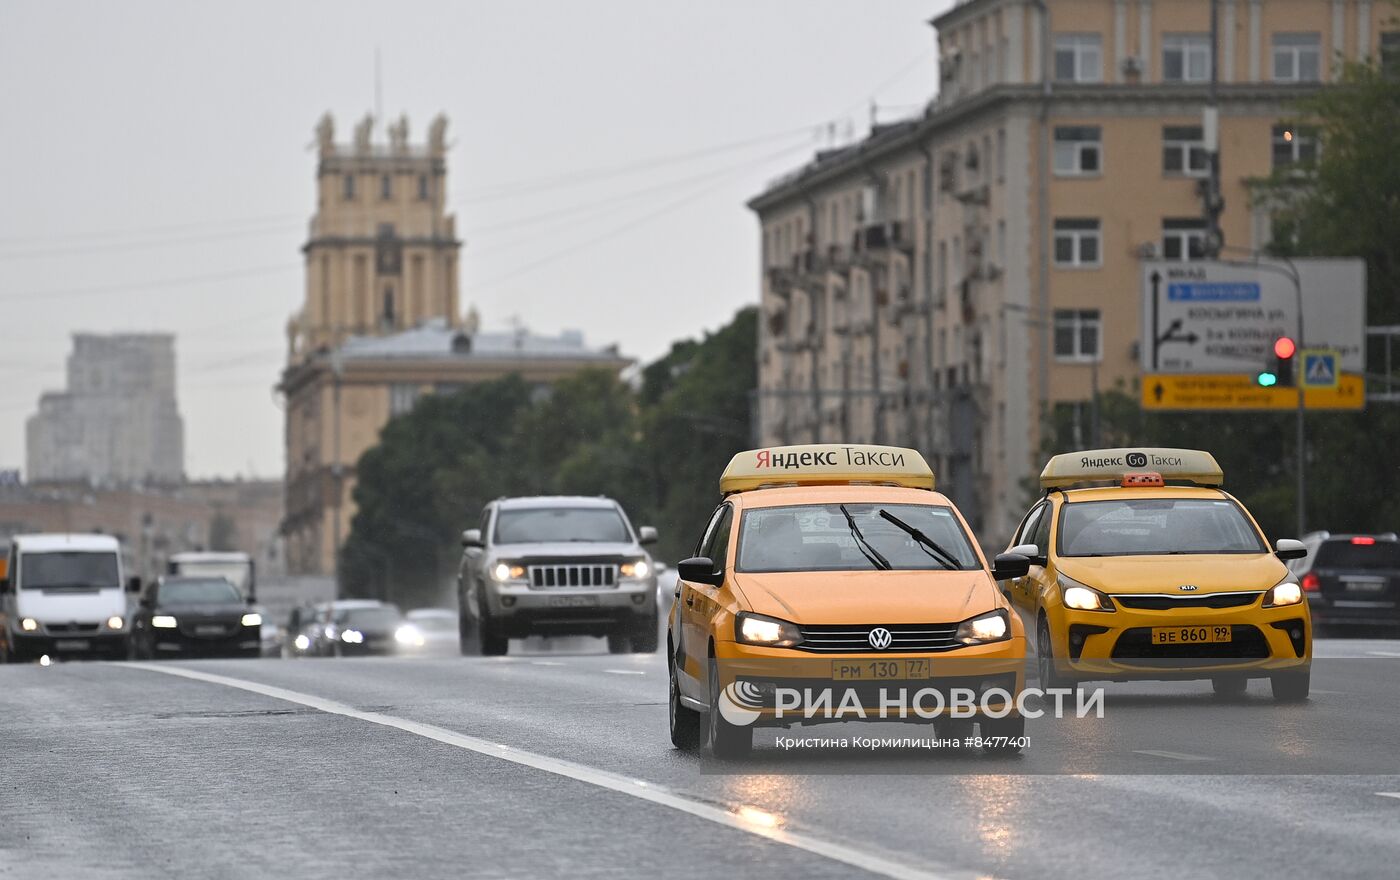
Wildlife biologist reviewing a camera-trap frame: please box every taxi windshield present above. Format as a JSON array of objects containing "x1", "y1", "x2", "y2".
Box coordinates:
[
  {"x1": 735, "y1": 503, "x2": 980, "y2": 573},
  {"x1": 1057, "y1": 498, "x2": 1266, "y2": 557}
]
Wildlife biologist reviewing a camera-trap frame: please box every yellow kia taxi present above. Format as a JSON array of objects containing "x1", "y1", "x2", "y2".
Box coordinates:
[
  {"x1": 667, "y1": 444, "x2": 1033, "y2": 758},
  {"x1": 1004, "y1": 448, "x2": 1311, "y2": 702}
]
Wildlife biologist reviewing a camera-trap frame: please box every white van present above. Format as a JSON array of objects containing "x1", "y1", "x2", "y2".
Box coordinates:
[{"x1": 1, "y1": 534, "x2": 137, "y2": 662}]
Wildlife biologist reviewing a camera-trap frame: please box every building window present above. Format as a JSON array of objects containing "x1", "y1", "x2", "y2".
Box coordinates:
[
  {"x1": 418, "y1": 174, "x2": 430, "y2": 200},
  {"x1": 1162, "y1": 218, "x2": 1207, "y2": 261},
  {"x1": 1163, "y1": 34, "x2": 1211, "y2": 82},
  {"x1": 1053, "y1": 218, "x2": 1101, "y2": 268},
  {"x1": 1380, "y1": 31, "x2": 1400, "y2": 77},
  {"x1": 1272, "y1": 33, "x2": 1321, "y2": 82},
  {"x1": 1163, "y1": 125, "x2": 1209, "y2": 176},
  {"x1": 1054, "y1": 310, "x2": 1101, "y2": 361},
  {"x1": 342, "y1": 174, "x2": 355, "y2": 200},
  {"x1": 381, "y1": 174, "x2": 392, "y2": 199},
  {"x1": 1053, "y1": 126, "x2": 1102, "y2": 175},
  {"x1": 1272, "y1": 124, "x2": 1319, "y2": 169},
  {"x1": 389, "y1": 384, "x2": 420, "y2": 417},
  {"x1": 1054, "y1": 34, "x2": 1103, "y2": 82}
]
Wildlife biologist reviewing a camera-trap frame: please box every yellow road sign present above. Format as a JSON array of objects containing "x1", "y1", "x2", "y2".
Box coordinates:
[{"x1": 1141, "y1": 373, "x2": 1365, "y2": 410}]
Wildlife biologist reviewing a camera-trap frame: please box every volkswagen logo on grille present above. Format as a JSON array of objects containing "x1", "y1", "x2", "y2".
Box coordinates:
[
  {"x1": 868, "y1": 627, "x2": 893, "y2": 650},
  {"x1": 1178, "y1": 584, "x2": 1199, "y2": 591}
]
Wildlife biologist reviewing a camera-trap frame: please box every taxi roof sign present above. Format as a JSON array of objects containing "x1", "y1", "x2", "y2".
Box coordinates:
[
  {"x1": 720, "y1": 444, "x2": 934, "y2": 494},
  {"x1": 1040, "y1": 447, "x2": 1223, "y2": 490}
]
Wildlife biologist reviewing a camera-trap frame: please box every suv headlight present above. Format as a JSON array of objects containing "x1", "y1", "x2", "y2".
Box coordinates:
[
  {"x1": 1263, "y1": 578, "x2": 1304, "y2": 608},
  {"x1": 152, "y1": 615, "x2": 178, "y2": 629},
  {"x1": 492, "y1": 561, "x2": 527, "y2": 583},
  {"x1": 619, "y1": 559, "x2": 650, "y2": 580},
  {"x1": 735, "y1": 612, "x2": 803, "y2": 648},
  {"x1": 241, "y1": 613, "x2": 262, "y2": 627},
  {"x1": 954, "y1": 609, "x2": 1010, "y2": 645},
  {"x1": 1060, "y1": 575, "x2": 1115, "y2": 612}
]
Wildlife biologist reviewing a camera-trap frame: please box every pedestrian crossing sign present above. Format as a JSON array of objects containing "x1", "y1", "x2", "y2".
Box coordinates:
[{"x1": 1300, "y1": 348, "x2": 1340, "y2": 389}]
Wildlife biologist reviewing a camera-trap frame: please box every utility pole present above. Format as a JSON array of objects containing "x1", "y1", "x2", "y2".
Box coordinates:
[{"x1": 1202, "y1": 0, "x2": 1225, "y2": 257}]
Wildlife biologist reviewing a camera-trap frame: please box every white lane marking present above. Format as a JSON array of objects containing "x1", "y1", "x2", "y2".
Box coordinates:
[
  {"x1": 530, "y1": 660, "x2": 565, "y2": 667},
  {"x1": 604, "y1": 669, "x2": 646, "y2": 676},
  {"x1": 1365, "y1": 651, "x2": 1400, "y2": 658},
  {"x1": 1132, "y1": 750, "x2": 1214, "y2": 762},
  {"x1": 1376, "y1": 792, "x2": 1400, "y2": 801},
  {"x1": 120, "y1": 663, "x2": 960, "y2": 880}
]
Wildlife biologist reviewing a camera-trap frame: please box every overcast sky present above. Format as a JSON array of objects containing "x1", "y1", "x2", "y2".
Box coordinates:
[{"x1": 0, "y1": 0, "x2": 951, "y2": 479}]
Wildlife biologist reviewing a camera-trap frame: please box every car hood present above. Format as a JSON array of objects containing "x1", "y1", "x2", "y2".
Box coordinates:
[
  {"x1": 730, "y1": 569, "x2": 1000, "y2": 624},
  {"x1": 1056, "y1": 554, "x2": 1288, "y2": 593},
  {"x1": 493, "y1": 542, "x2": 641, "y2": 559},
  {"x1": 16, "y1": 587, "x2": 126, "y2": 623}
]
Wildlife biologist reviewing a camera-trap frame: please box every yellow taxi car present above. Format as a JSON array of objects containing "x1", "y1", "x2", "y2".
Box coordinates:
[
  {"x1": 1003, "y1": 448, "x2": 1311, "y2": 702},
  {"x1": 667, "y1": 444, "x2": 1033, "y2": 758}
]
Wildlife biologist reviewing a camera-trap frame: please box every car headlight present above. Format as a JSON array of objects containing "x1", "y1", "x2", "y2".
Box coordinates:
[
  {"x1": 1263, "y1": 579, "x2": 1304, "y2": 608},
  {"x1": 152, "y1": 615, "x2": 178, "y2": 629},
  {"x1": 294, "y1": 634, "x2": 311, "y2": 651},
  {"x1": 324, "y1": 625, "x2": 336, "y2": 639},
  {"x1": 106, "y1": 616, "x2": 124, "y2": 630},
  {"x1": 394, "y1": 624, "x2": 425, "y2": 646},
  {"x1": 735, "y1": 612, "x2": 804, "y2": 648},
  {"x1": 340, "y1": 629, "x2": 364, "y2": 644},
  {"x1": 19, "y1": 617, "x2": 39, "y2": 632},
  {"x1": 954, "y1": 609, "x2": 1010, "y2": 645},
  {"x1": 241, "y1": 612, "x2": 262, "y2": 627},
  {"x1": 492, "y1": 562, "x2": 527, "y2": 582},
  {"x1": 619, "y1": 559, "x2": 651, "y2": 580},
  {"x1": 1061, "y1": 575, "x2": 1115, "y2": 612}
]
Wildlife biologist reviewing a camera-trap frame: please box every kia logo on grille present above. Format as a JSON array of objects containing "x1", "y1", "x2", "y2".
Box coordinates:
[
  {"x1": 1179, "y1": 584, "x2": 1199, "y2": 591},
  {"x1": 868, "y1": 627, "x2": 893, "y2": 650}
]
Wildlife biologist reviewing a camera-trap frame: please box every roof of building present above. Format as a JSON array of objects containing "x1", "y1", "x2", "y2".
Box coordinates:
[
  {"x1": 334, "y1": 318, "x2": 626, "y2": 363},
  {"x1": 11, "y1": 533, "x2": 121, "y2": 552}
]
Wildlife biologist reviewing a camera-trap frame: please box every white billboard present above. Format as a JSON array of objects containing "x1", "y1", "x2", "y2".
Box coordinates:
[{"x1": 1140, "y1": 258, "x2": 1365, "y2": 375}]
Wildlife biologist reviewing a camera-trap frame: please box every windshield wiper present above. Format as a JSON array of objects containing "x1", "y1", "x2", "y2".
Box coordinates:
[
  {"x1": 840, "y1": 504, "x2": 891, "y2": 571},
  {"x1": 878, "y1": 509, "x2": 963, "y2": 571}
]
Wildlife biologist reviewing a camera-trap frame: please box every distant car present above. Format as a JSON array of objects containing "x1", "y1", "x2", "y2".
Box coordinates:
[
  {"x1": 1292, "y1": 532, "x2": 1400, "y2": 633},
  {"x1": 254, "y1": 607, "x2": 283, "y2": 657},
  {"x1": 457, "y1": 495, "x2": 660, "y2": 656},
  {"x1": 406, "y1": 608, "x2": 458, "y2": 652},
  {"x1": 285, "y1": 603, "x2": 323, "y2": 657},
  {"x1": 321, "y1": 602, "x2": 419, "y2": 657},
  {"x1": 130, "y1": 576, "x2": 261, "y2": 659}
]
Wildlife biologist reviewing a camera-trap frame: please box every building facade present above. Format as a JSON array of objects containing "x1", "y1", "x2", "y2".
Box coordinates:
[
  {"x1": 26, "y1": 333, "x2": 184, "y2": 486},
  {"x1": 749, "y1": 0, "x2": 1394, "y2": 544}
]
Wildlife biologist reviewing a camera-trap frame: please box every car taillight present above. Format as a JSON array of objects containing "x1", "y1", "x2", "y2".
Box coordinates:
[
  {"x1": 1351, "y1": 536, "x2": 1376, "y2": 545},
  {"x1": 1302, "y1": 572, "x2": 1320, "y2": 592}
]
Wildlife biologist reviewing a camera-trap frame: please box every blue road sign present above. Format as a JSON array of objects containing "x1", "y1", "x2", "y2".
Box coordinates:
[{"x1": 1300, "y1": 349, "x2": 1340, "y2": 389}]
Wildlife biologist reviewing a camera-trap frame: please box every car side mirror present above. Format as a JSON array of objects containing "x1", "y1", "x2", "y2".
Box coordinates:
[
  {"x1": 1274, "y1": 538, "x2": 1307, "y2": 561},
  {"x1": 462, "y1": 528, "x2": 484, "y2": 549},
  {"x1": 992, "y1": 553, "x2": 1031, "y2": 581},
  {"x1": 677, "y1": 556, "x2": 723, "y2": 587},
  {"x1": 1008, "y1": 543, "x2": 1046, "y2": 567},
  {"x1": 126, "y1": 576, "x2": 142, "y2": 594},
  {"x1": 638, "y1": 526, "x2": 659, "y2": 545}
]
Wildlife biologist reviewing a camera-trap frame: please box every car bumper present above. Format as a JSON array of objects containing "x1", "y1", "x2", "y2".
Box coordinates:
[
  {"x1": 711, "y1": 637, "x2": 1028, "y2": 726},
  {"x1": 153, "y1": 631, "x2": 260, "y2": 658},
  {"x1": 1053, "y1": 602, "x2": 1310, "y2": 680},
  {"x1": 12, "y1": 631, "x2": 127, "y2": 658},
  {"x1": 485, "y1": 583, "x2": 656, "y2": 635}
]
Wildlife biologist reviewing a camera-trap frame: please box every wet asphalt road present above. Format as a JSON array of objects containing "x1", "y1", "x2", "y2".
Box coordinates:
[{"x1": 3, "y1": 637, "x2": 1400, "y2": 880}]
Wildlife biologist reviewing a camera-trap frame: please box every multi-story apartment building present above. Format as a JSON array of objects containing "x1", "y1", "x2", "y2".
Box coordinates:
[
  {"x1": 26, "y1": 333, "x2": 184, "y2": 486},
  {"x1": 749, "y1": 0, "x2": 1395, "y2": 543},
  {"x1": 280, "y1": 115, "x2": 631, "y2": 576}
]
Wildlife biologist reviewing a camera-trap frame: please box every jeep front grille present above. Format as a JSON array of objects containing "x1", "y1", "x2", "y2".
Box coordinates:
[{"x1": 529, "y1": 564, "x2": 617, "y2": 589}]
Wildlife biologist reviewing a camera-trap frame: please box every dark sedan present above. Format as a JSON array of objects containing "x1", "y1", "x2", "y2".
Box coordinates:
[
  {"x1": 131, "y1": 576, "x2": 261, "y2": 659},
  {"x1": 1296, "y1": 532, "x2": 1400, "y2": 633},
  {"x1": 322, "y1": 604, "x2": 417, "y2": 657}
]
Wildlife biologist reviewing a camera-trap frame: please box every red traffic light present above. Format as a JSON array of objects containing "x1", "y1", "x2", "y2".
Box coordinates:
[{"x1": 1273, "y1": 336, "x2": 1297, "y2": 359}]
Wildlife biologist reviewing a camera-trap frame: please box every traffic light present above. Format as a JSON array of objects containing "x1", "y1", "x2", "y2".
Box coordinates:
[
  {"x1": 1272, "y1": 336, "x2": 1296, "y2": 387},
  {"x1": 1255, "y1": 370, "x2": 1278, "y2": 387}
]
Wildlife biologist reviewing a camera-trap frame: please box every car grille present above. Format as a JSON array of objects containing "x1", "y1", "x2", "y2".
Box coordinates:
[
  {"x1": 45, "y1": 623, "x2": 100, "y2": 635},
  {"x1": 179, "y1": 621, "x2": 235, "y2": 638},
  {"x1": 1113, "y1": 592, "x2": 1262, "y2": 610},
  {"x1": 1110, "y1": 625, "x2": 1270, "y2": 665},
  {"x1": 794, "y1": 623, "x2": 961, "y2": 653},
  {"x1": 528, "y1": 564, "x2": 617, "y2": 589}
]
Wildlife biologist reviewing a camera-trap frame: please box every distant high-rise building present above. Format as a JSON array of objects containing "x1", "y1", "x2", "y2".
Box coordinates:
[{"x1": 26, "y1": 333, "x2": 184, "y2": 485}]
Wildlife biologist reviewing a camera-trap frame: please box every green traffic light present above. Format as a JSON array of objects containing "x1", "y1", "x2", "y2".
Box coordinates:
[{"x1": 1256, "y1": 371, "x2": 1279, "y2": 387}]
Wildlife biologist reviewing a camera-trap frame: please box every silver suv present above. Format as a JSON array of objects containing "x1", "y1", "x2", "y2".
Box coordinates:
[{"x1": 457, "y1": 496, "x2": 660, "y2": 656}]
